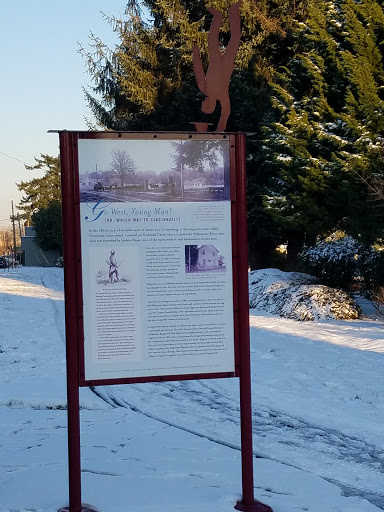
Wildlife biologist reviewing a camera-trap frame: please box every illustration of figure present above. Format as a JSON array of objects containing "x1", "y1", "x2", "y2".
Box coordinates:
[
  {"x1": 108, "y1": 250, "x2": 119, "y2": 283},
  {"x1": 192, "y1": 1, "x2": 241, "y2": 132}
]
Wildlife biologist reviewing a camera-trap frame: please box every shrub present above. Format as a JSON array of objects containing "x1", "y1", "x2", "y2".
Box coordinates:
[
  {"x1": 299, "y1": 236, "x2": 360, "y2": 290},
  {"x1": 358, "y1": 247, "x2": 384, "y2": 291},
  {"x1": 248, "y1": 269, "x2": 361, "y2": 320}
]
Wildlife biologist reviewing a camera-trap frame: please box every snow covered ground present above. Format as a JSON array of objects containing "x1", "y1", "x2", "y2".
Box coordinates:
[{"x1": 0, "y1": 266, "x2": 383, "y2": 512}]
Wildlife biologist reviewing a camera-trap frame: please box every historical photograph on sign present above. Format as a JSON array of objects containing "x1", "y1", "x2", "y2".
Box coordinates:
[
  {"x1": 78, "y1": 139, "x2": 230, "y2": 203},
  {"x1": 185, "y1": 244, "x2": 227, "y2": 273}
]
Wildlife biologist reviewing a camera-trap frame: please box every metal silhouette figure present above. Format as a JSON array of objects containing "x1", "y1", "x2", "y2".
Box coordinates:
[{"x1": 193, "y1": 1, "x2": 241, "y2": 132}]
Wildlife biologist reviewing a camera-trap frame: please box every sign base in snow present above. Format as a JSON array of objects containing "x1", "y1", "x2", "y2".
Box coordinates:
[
  {"x1": 58, "y1": 507, "x2": 98, "y2": 512},
  {"x1": 235, "y1": 499, "x2": 273, "y2": 512}
]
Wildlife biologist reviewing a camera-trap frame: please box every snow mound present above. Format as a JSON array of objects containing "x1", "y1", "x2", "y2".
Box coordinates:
[{"x1": 249, "y1": 268, "x2": 361, "y2": 321}]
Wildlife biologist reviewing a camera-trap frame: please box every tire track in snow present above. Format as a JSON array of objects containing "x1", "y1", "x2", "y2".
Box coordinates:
[
  {"x1": 89, "y1": 386, "x2": 244, "y2": 453},
  {"x1": 89, "y1": 382, "x2": 384, "y2": 509},
  {"x1": 191, "y1": 379, "x2": 384, "y2": 476}
]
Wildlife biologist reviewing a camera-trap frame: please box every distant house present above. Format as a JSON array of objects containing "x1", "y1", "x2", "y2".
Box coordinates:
[
  {"x1": 21, "y1": 226, "x2": 61, "y2": 267},
  {"x1": 196, "y1": 244, "x2": 219, "y2": 270}
]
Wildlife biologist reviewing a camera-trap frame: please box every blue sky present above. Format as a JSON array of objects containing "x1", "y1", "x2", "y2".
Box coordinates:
[{"x1": 0, "y1": 1, "x2": 130, "y2": 227}]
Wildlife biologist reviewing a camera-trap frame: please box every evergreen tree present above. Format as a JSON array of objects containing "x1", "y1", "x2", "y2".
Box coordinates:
[
  {"x1": 31, "y1": 201, "x2": 62, "y2": 251},
  {"x1": 260, "y1": 0, "x2": 384, "y2": 266},
  {"x1": 17, "y1": 155, "x2": 62, "y2": 252},
  {"x1": 80, "y1": 0, "x2": 307, "y2": 132},
  {"x1": 16, "y1": 155, "x2": 61, "y2": 223}
]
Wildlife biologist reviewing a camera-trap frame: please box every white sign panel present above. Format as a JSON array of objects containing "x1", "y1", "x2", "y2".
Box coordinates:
[{"x1": 78, "y1": 137, "x2": 235, "y2": 381}]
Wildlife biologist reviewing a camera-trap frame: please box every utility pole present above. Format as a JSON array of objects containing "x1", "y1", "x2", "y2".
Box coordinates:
[
  {"x1": 11, "y1": 200, "x2": 17, "y2": 268},
  {"x1": 17, "y1": 213, "x2": 23, "y2": 239},
  {"x1": 17, "y1": 213, "x2": 23, "y2": 266}
]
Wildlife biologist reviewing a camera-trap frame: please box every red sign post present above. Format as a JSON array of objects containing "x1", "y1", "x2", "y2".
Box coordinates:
[{"x1": 57, "y1": 130, "x2": 272, "y2": 512}]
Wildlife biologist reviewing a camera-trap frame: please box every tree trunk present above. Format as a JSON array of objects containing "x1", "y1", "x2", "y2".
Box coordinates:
[{"x1": 285, "y1": 232, "x2": 305, "y2": 271}]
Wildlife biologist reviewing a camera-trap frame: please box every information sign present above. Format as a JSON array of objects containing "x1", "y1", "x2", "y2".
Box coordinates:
[
  {"x1": 57, "y1": 130, "x2": 272, "y2": 512},
  {"x1": 77, "y1": 135, "x2": 236, "y2": 381}
]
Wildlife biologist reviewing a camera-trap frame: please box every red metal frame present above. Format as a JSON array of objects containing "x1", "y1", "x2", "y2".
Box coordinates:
[
  {"x1": 67, "y1": 131, "x2": 239, "y2": 386},
  {"x1": 234, "y1": 134, "x2": 272, "y2": 512},
  {"x1": 58, "y1": 130, "x2": 272, "y2": 512},
  {"x1": 59, "y1": 131, "x2": 82, "y2": 512},
  {"x1": 230, "y1": 137, "x2": 241, "y2": 375}
]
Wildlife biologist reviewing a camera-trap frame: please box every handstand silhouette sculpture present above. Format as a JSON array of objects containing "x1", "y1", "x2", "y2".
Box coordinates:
[{"x1": 192, "y1": 1, "x2": 241, "y2": 132}]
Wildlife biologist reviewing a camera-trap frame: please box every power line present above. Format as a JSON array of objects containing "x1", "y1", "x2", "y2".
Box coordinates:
[{"x1": 0, "y1": 150, "x2": 31, "y2": 166}]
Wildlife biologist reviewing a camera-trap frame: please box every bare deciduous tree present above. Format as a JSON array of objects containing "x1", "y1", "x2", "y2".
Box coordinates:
[
  {"x1": 0, "y1": 227, "x2": 20, "y2": 255},
  {"x1": 110, "y1": 150, "x2": 136, "y2": 188}
]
